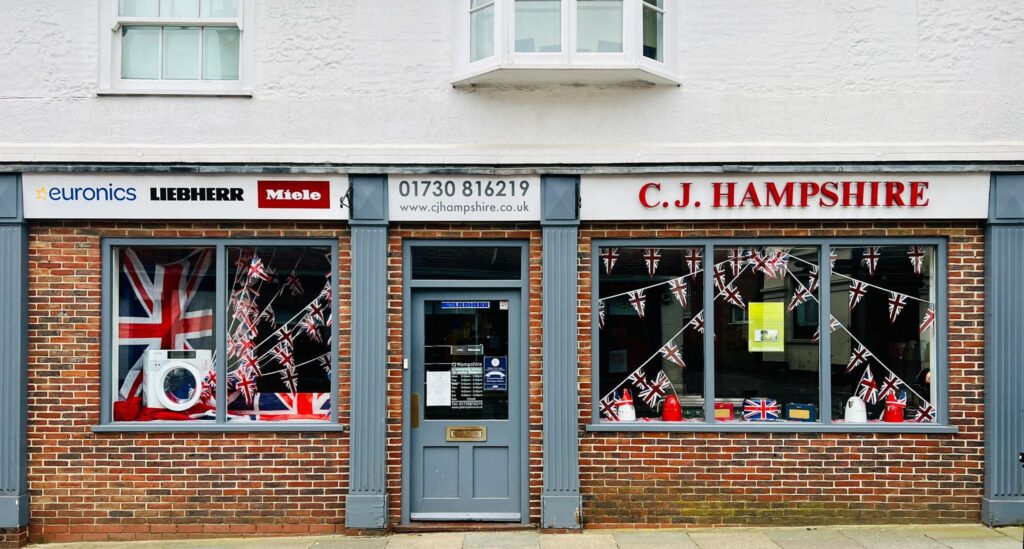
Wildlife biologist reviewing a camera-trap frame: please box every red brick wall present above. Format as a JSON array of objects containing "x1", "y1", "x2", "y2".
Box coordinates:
[
  {"x1": 0, "y1": 527, "x2": 28, "y2": 548},
  {"x1": 26, "y1": 222, "x2": 351, "y2": 543},
  {"x1": 384, "y1": 225, "x2": 543, "y2": 525},
  {"x1": 577, "y1": 221, "x2": 985, "y2": 527}
]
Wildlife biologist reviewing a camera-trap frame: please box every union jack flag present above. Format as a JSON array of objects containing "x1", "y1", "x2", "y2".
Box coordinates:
[
  {"x1": 919, "y1": 308, "x2": 935, "y2": 334},
  {"x1": 849, "y1": 280, "x2": 869, "y2": 310},
  {"x1": 248, "y1": 255, "x2": 274, "y2": 283},
  {"x1": 280, "y1": 367, "x2": 299, "y2": 393},
  {"x1": 684, "y1": 248, "x2": 702, "y2": 275},
  {"x1": 597, "y1": 301, "x2": 606, "y2": 329},
  {"x1": 302, "y1": 314, "x2": 323, "y2": 342},
  {"x1": 888, "y1": 292, "x2": 908, "y2": 323},
  {"x1": 689, "y1": 311, "x2": 705, "y2": 333},
  {"x1": 668, "y1": 277, "x2": 688, "y2": 309},
  {"x1": 879, "y1": 372, "x2": 904, "y2": 399},
  {"x1": 116, "y1": 247, "x2": 214, "y2": 399},
  {"x1": 659, "y1": 341, "x2": 686, "y2": 369},
  {"x1": 829, "y1": 249, "x2": 838, "y2": 269},
  {"x1": 228, "y1": 392, "x2": 331, "y2": 421},
  {"x1": 627, "y1": 289, "x2": 647, "y2": 318},
  {"x1": 750, "y1": 249, "x2": 782, "y2": 279},
  {"x1": 787, "y1": 286, "x2": 810, "y2": 312},
  {"x1": 284, "y1": 270, "x2": 305, "y2": 296},
  {"x1": 712, "y1": 264, "x2": 728, "y2": 292},
  {"x1": 907, "y1": 245, "x2": 925, "y2": 275},
  {"x1": 742, "y1": 398, "x2": 780, "y2": 421},
  {"x1": 600, "y1": 248, "x2": 619, "y2": 275},
  {"x1": 912, "y1": 404, "x2": 935, "y2": 423},
  {"x1": 857, "y1": 366, "x2": 880, "y2": 404},
  {"x1": 721, "y1": 284, "x2": 746, "y2": 309},
  {"x1": 599, "y1": 392, "x2": 619, "y2": 421},
  {"x1": 643, "y1": 248, "x2": 661, "y2": 277},
  {"x1": 847, "y1": 344, "x2": 872, "y2": 373},
  {"x1": 811, "y1": 315, "x2": 842, "y2": 342},
  {"x1": 862, "y1": 246, "x2": 881, "y2": 276},
  {"x1": 637, "y1": 370, "x2": 671, "y2": 409},
  {"x1": 233, "y1": 367, "x2": 257, "y2": 407},
  {"x1": 727, "y1": 248, "x2": 747, "y2": 276},
  {"x1": 807, "y1": 265, "x2": 820, "y2": 294}
]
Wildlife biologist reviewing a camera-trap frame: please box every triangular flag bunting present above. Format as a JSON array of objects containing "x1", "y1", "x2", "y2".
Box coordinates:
[
  {"x1": 857, "y1": 366, "x2": 879, "y2": 404},
  {"x1": 684, "y1": 248, "x2": 702, "y2": 274},
  {"x1": 807, "y1": 265, "x2": 820, "y2": 294},
  {"x1": 846, "y1": 344, "x2": 872, "y2": 373},
  {"x1": 849, "y1": 280, "x2": 868, "y2": 310},
  {"x1": 643, "y1": 248, "x2": 661, "y2": 277},
  {"x1": 627, "y1": 289, "x2": 646, "y2": 318},
  {"x1": 712, "y1": 264, "x2": 728, "y2": 292},
  {"x1": 659, "y1": 342, "x2": 686, "y2": 369},
  {"x1": 887, "y1": 292, "x2": 908, "y2": 323},
  {"x1": 919, "y1": 307, "x2": 935, "y2": 334},
  {"x1": 600, "y1": 248, "x2": 619, "y2": 275},
  {"x1": 879, "y1": 372, "x2": 904, "y2": 399},
  {"x1": 721, "y1": 284, "x2": 746, "y2": 309},
  {"x1": 862, "y1": 246, "x2": 881, "y2": 276},
  {"x1": 907, "y1": 245, "x2": 925, "y2": 275},
  {"x1": 598, "y1": 301, "x2": 606, "y2": 329},
  {"x1": 668, "y1": 277, "x2": 688, "y2": 309},
  {"x1": 727, "y1": 248, "x2": 747, "y2": 276},
  {"x1": 787, "y1": 286, "x2": 810, "y2": 312}
]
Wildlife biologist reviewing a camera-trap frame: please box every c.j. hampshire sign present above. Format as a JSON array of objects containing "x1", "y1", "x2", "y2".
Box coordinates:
[{"x1": 580, "y1": 173, "x2": 989, "y2": 220}]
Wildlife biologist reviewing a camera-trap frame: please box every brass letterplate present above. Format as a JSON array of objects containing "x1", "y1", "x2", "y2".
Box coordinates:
[{"x1": 446, "y1": 425, "x2": 487, "y2": 442}]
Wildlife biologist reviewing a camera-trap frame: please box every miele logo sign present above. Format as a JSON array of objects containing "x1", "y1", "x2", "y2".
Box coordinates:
[{"x1": 258, "y1": 180, "x2": 330, "y2": 209}]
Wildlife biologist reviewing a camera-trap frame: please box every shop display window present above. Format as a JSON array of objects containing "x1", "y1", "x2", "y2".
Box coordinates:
[
  {"x1": 594, "y1": 241, "x2": 945, "y2": 429},
  {"x1": 106, "y1": 241, "x2": 337, "y2": 427}
]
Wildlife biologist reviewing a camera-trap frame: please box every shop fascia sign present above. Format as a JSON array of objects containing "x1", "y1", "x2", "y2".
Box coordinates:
[
  {"x1": 387, "y1": 175, "x2": 541, "y2": 222},
  {"x1": 580, "y1": 173, "x2": 990, "y2": 220},
  {"x1": 21, "y1": 173, "x2": 349, "y2": 220}
]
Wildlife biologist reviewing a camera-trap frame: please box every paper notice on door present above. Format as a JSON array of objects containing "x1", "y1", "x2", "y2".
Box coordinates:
[{"x1": 426, "y1": 371, "x2": 452, "y2": 407}]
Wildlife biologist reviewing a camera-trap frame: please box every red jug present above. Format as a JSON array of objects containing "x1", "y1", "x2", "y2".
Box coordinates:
[
  {"x1": 661, "y1": 394, "x2": 682, "y2": 421},
  {"x1": 882, "y1": 391, "x2": 906, "y2": 422}
]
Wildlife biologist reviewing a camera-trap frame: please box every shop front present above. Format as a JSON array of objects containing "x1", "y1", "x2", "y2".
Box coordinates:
[{"x1": 0, "y1": 168, "x2": 1022, "y2": 544}]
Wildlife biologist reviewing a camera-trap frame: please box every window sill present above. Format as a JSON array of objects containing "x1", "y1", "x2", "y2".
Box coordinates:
[
  {"x1": 93, "y1": 422, "x2": 345, "y2": 433},
  {"x1": 97, "y1": 88, "x2": 253, "y2": 97},
  {"x1": 451, "y1": 65, "x2": 681, "y2": 88},
  {"x1": 585, "y1": 422, "x2": 959, "y2": 434}
]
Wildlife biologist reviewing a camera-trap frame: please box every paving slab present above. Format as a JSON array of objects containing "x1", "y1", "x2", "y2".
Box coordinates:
[
  {"x1": 835, "y1": 527, "x2": 947, "y2": 549},
  {"x1": 762, "y1": 527, "x2": 865, "y2": 549},
  {"x1": 922, "y1": 524, "x2": 1007, "y2": 540},
  {"x1": 537, "y1": 533, "x2": 617, "y2": 549},
  {"x1": 687, "y1": 531, "x2": 783, "y2": 549},
  {"x1": 613, "y1": 530, "x2": 698, "y2": 548},
  {"x1": 996, "y1": 526, "x2": 1023, "y2": 540},
  {"x1": 937, "y1": 537, "x2": 1022, "y2": 549},
  {"x1": 463, "y1": 531, "x2": 539, "y2": 548},
  {"x1": 311, "y1": 537, "x2": 390, "y2": 549},
  {"x1": 386, "y1": 533, "x2": 466, "y2": 549}
]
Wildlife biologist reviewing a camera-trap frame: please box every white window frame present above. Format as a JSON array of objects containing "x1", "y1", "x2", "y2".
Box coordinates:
[
  {"x1": 453, "y1": 0, "x2": 679, "y2": 86},
  {"x1": 98, "y1": 0, "x2": 255, "y2": 96}
]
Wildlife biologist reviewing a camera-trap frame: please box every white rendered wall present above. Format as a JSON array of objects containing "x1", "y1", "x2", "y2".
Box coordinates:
[{"x1": 0, "y1": 0, "x2": 1022, "y2": 165}]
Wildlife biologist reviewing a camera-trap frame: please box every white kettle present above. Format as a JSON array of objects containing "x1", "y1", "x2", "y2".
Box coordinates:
[{"x1": 844, "y1": 396, "x2": 867, "y2": 422}]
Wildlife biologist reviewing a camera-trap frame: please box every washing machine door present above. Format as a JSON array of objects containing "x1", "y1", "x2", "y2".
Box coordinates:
[{"x1": 157, "y1": 362, "x2": 203, "y2": 411}]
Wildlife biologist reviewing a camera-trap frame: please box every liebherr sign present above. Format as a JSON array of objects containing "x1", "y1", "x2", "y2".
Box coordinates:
[
  {"x1": 580, "y1": 173, "x2": 990, "y2": 220},
  {"x1": 22, "y1": 174, "x2": 349, "y2": 220}
]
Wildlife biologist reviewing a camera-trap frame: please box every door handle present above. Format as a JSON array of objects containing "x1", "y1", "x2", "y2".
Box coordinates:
[{"x1": 411, "y1": 392, "x2": 420, "y2": 429}]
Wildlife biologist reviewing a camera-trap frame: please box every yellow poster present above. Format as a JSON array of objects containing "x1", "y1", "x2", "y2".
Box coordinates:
[{"x1": 748, "y1": 302, "x2": 784, "y2": 352}]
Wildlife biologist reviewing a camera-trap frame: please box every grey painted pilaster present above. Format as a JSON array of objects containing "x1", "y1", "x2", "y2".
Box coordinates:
[
  {"x1": 540, "y1": 176, "x2": 582, "y2": 528},
  {"x1": 0, "y1": 175, "x2": 28, "y2": 528},
  {"x1": 984, "y1": 173, "x2": 1024, "y2": 526},
  {"x1": 346, "y1": 175, "x2": 389, "y2": 529}
]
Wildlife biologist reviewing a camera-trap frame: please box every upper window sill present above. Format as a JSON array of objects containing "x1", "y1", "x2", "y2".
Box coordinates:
[
  {"x1": 451, "y1": 65, "x2": 681, "y2": 88},
  {"x1": 93, "y1": 422, "x2": 345, "y2": 433},
  {"x1": 97, "y1": 88, "x2": 253, "y2": 97},
  {"x1": 586, "y1": 422, "x2": 959, "y2": 434}
]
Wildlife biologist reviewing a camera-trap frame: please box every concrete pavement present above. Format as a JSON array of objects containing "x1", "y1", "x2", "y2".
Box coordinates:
[{"x1": 29, "y1": 524, "x2": 1024, "y2": 549}]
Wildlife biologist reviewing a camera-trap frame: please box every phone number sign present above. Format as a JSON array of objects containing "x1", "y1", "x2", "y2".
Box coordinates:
[{"x1": 388, "y1": 175, "x2": 541, "y2": 222}]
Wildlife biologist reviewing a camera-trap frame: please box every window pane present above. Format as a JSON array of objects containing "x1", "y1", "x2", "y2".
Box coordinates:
[
  {"x1": 161, "y1": 0, "x2": 200, "y2": 17},
  {"x1": 423, "y1": 300, "x2": 510, "y2": 420},
  {"x1": 515, "y1": 0, "x2": 561, "y2": 53},
  {"x1": 201, "y1": 0, "x2": 238, "y2": 17},
  {"x1": 597, "y1": 248, "x2": 705, "y2": 422},
  {"x1": 713, "y1": 247, "x2": 820, "y2": 422},
  {"x1": 121, "y1": 27, "x2": 161, "y2": 79},
  {"x1": 112, "y1": 247, "x2": 217, "y2": 422},
  {"x1": 119, "y1": 0, "x2": 158, "y2": 16},
  {"x1": 162, "y1": 26, "x2": 201, "y2": 80},
  {"x1": 203, "y1": 27, "x2": 240, "y2": 80},
  {"x1": 830, "y1": 245, "x2": 937, "y2": 423},
  {"x1": 577, "y1": 0, "x2": 622, "y2": 53},
  {"x1": 226, "y1": 246, "x2": 334, "y2": 421},
  {"x1": 470, "y1": 3, "x2": 495, "y2": 62},
  {"x1": 411, "y1": 246, "x2": 521, "y2": 280},
  {"x1": 642, "y1": 5, "x2": 663, "y2": 61}
]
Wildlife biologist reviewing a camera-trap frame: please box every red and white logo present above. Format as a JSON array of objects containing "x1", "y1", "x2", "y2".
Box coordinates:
[{"x1": 258, "y1": 181, "x2": 330, "y2": 209}]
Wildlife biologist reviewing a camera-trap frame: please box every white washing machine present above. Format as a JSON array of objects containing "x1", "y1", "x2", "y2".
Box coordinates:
[{"x1": 142, "y1": 349, "x2": 213, "y2": 411}]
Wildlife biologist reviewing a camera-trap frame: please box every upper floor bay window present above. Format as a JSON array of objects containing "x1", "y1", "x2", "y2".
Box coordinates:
[
  {"x1": 455, "y1": 0, "x2": 679, "y2": 86},
  {"x1": 99, "y1": 0, "x2": 254, "y2": 95}
]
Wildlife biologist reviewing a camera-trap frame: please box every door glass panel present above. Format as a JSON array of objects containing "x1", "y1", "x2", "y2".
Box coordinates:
[{"x1": 423, "y1": 299, "x2": 510, "y2": 420}]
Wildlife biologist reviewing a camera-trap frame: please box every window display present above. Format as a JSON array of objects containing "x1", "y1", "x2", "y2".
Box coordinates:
[{"x1": 595, "y1": 241, "x2": 942, "y2": 428}]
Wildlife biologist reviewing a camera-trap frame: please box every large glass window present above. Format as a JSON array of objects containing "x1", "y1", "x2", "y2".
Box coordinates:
[
  {"x1": 595, "y1": 241, "x2": 943, "y2": 428},
  {"x1": 515, "y1": 0, "x2": 561, "y2": 53},
  {"x1": 470, "y1": 0, "x2": 496, "y2": 62},
  {"x1": 107, "y1": 0, "x2": 246, "y2": 90},
  {"x1": 108, "y1": 242, "x2": 337, "y2": 425},
  {"x1": 576, "y1": 0, "x2": 623, "y2": 53}
]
